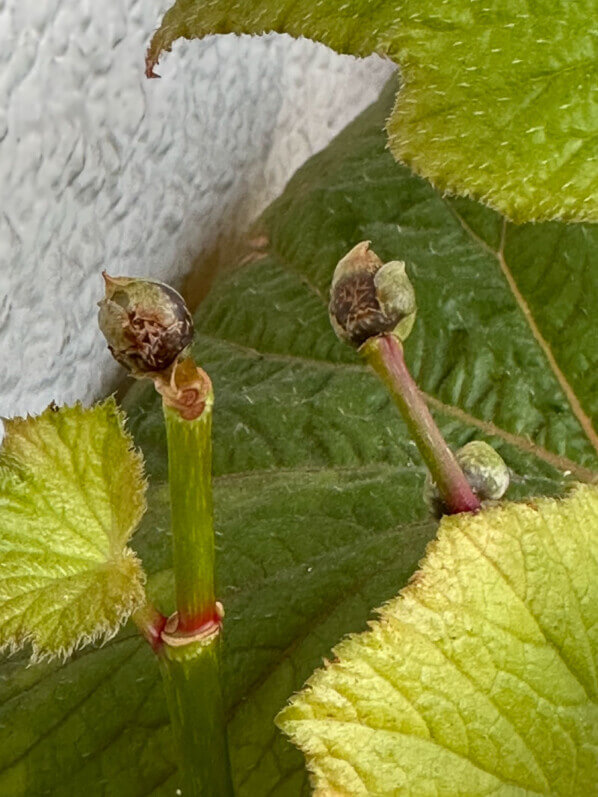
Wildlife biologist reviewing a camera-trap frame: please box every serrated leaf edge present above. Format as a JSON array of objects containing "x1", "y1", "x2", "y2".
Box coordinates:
[
  {"x1": 0, "y1": 551, "x2": 147, "y2": 665},
  {"x1": 277, "y1": 484, "x2": 598, "y2": 794},
  {"x1": 0, "y1": 398, "x2": 149, "y2": 663}
]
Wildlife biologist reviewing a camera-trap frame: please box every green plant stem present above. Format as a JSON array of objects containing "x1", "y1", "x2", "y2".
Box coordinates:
[
  {"x1": 160, "y1": 632, "x2": 233, "y2": 797},
  {"x1": 164, "y1": 395, "x2": 217, "y2": 632},
  {"x1": 362, "y1": 334, "x2": 481, "y2": 514},
  {"x1": 160, "y1": 378, "x2": 233, "y2": 794}
]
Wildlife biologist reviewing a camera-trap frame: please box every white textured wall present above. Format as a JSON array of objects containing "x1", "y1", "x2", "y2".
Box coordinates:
[{"x1": 0, "y1": 0, "x2": 394, "y2": 419}]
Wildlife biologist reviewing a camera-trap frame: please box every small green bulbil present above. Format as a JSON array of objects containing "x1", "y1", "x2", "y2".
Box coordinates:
[
  {"x1": 457, "y1": 440, "x2": 510, "y2": 501},
  {"x1": 426, "y1": 440, "x2": 510, "y2": 512}
]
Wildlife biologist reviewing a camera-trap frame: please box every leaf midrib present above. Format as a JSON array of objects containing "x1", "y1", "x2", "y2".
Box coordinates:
[
  {"x1": 347, "y1": 651, "x2": 551, "y2": 792},
  {"x1": 297, "y1": 717, "x2": 544, "y2": 796},
  {"x1": 455, "y1": 522, "x2": 598, "y2": 704}
]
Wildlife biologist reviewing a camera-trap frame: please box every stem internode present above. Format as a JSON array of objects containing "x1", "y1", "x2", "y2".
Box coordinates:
[{"x1": 362, "y1": 335, "x2": 481, "y2": 515}]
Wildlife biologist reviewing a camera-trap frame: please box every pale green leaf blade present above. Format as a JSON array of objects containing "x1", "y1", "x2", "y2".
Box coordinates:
[
  {"x1": 278, "y1": 485, "x2": 598, "y2": 795},
  {"x1": 385, "y1": 2, "x2": 598, "y2": 224},
  {"x1": 1, "y1": 81, "x2": 598, "y2": 794},
  {"x1": 147, "y1": 0, "x2": 598, "y2": 223},
  {"x1": 0, "y1": 401, "x2": 147, "y2": 660}
]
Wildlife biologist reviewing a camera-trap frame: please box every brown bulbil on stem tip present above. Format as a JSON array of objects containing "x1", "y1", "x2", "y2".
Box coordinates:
[
  {"x1": 98, "y1": 273, "x2": 193, "y2": 376},
  {"x1": 329, "y1": 241, "x2": 416, "y2": 347}
]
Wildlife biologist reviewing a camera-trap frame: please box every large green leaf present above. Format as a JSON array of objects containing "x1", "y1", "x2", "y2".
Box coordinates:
[
  {"x1": 279, "y1": 484, "x2": 598, "y2": 795},
  {"x1": 0, "y1": 401, "x2": 146, "y2": 662},
  {"x1": 146, "y1": 0, "x2": 598, "y2": 224},
  {"x1": 1, "y1": 79, "x2": 597, "y2": 795}
]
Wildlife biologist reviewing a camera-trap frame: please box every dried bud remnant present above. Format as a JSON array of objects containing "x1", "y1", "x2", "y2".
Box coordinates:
[
  {"x1": 98, "y1": 273, "x2": 193, "y2": 376},
  {"x1": 156, "y1": 357, "x2": 213, "y2": 421},
  {"x1": 329, "y1": 241, "x2": 416, "y2": 347}
]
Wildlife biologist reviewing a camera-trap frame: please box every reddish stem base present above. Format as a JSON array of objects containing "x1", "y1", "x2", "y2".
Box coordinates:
[{"x1": 365, "y1": 335, "x2": 481, "y2": 515}]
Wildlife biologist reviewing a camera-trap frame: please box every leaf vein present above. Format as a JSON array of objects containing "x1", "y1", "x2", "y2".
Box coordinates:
[{"x1": 446, "y1": 204, "x2": 598, "y2": 457}]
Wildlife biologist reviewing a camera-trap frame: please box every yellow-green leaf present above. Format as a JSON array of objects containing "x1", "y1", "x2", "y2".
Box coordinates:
[
  {"x1": 147, "y1": 0, "x2": 598, "y2": 223},
  {"x1": 278, "y1": 485, "x2": 598, "y2": 795},
  {"x1": 0, "y1": 400, "x2": 147, "y2": 661}
]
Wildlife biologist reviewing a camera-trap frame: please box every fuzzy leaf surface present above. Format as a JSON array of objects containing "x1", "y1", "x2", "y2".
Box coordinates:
[
  {"x1": 0, "y1": 401, "x2": 146, "y2": 661},
  {"x1": 279, "y1": 485, "x2": 598, "y2": 795},
  {"x1": 1, "y1": 81, "x2": 597, "y2": 794},
  {"x1": 147, "y1": 0, "x2": 598, "y2": 223}
]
